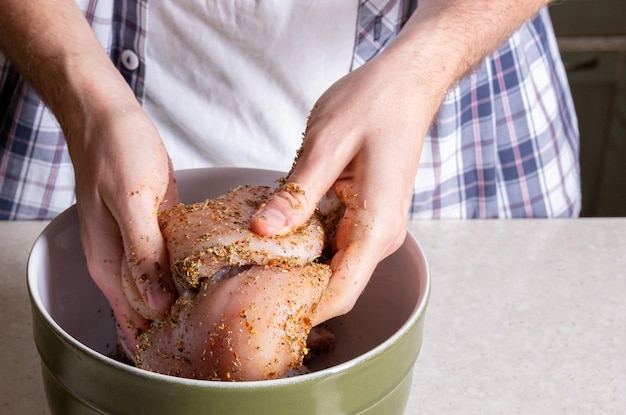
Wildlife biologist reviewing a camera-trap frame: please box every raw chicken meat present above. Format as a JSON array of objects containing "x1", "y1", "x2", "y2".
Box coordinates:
[
  {"x1": 133, "y1": 185, "x2": 332, "y2": 381},
  {"x1": 160, "y1": 185, "x2": 326, "y2": 293}
]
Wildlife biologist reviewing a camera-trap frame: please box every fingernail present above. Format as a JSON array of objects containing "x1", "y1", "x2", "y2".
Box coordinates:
[
  {"x1": 257, "y1": 207, "x2": 286, "y2": 230},
  {"x1": 146, "y1": 288, "x2": 171, "y2": 313}
]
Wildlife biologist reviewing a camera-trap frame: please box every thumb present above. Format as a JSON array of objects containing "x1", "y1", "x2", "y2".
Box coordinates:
[
  {"x1": 250, "y1": 133, "x2": 346, "y2": 236},
  {"x1": 118, "y1": 210, "x2": 175, "y2": 320},
  {"x1": 250, "y1": 182, "x2": 322, "y2": 236},
  {"x1": 118, "y1": 169, "x2": 179, "y2": 320}
]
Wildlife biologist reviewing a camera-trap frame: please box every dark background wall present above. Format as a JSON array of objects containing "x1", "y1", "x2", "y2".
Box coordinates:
[{"x1": 549, "y1": 0, "x2": 626, "y2": 216}]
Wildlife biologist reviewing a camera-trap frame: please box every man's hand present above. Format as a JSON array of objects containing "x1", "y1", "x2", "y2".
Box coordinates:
[
  {"x1": 70, "y1": 102, "x2": 178, "y2": 350},
  {"x1": 251, "y1": 53, "x2": 426, "y2": 325},
  {"x1": 0, "y1": 0, "x2": 180, "y2": 351},
  {"x1": 251, "y1": 0, "x2": 551, "y2": 324}
]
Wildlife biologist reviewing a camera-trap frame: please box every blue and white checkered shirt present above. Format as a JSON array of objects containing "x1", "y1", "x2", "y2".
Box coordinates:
[{"x1": 0, "y1": 0, "x2": 580, "y2": 219}]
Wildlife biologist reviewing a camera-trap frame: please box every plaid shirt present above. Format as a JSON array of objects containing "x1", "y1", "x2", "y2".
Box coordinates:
[{"x1": 0, "y1": 0, "x2": 580, "y2": 220}]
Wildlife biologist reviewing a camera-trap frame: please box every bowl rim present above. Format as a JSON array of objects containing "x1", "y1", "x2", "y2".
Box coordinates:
[{"x1": 27, "y1": 168, "x2": 431, "y2": 388}]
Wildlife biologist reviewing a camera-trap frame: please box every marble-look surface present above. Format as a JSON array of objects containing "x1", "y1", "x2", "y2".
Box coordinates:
[{"x1": 1, "y1": 219, "x2": 625, "y2": 414}]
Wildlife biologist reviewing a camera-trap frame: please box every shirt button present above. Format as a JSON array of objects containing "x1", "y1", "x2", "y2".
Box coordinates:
[{"x1": 120, "y1": 49, "x2": 140, "y2": 71}]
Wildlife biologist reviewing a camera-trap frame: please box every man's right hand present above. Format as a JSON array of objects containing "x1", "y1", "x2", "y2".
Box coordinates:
[
  {"x1": 71, "y1": 102, "x2": 178, "y2": 353},
  {"x1": 0, "y1": 0, "x2": 179, "y2": 353}
]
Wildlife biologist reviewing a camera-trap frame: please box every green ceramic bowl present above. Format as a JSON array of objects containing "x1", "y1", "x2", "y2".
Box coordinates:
[{"x1": 28, "y1": 168, "x2": 430, "y2": 415}]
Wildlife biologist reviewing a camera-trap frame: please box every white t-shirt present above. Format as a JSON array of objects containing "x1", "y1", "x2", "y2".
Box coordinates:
[{"x1": 144, "y1": 1, "x2": 358, "y2": 172}]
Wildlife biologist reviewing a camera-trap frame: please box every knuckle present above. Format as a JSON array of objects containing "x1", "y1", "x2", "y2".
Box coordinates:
[{"x1": 276, "y1": 182, "x2": 309, "y2": 210}]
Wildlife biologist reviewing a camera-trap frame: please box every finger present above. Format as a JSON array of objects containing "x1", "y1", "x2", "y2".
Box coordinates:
[
  {"x1": 119, "y1": 214, "x2": 174, "y2": 320},
  {"x1": 120, "y1": 257, "x2": 156, "y2": 319},
  {"x1": 78, "y1": 207, "x2": 150, "y2": 354},
  {"x1": 315, "y1": 167, "x2": 410, "y2": 323},
  {"x1": 313, "y1": 239, "x2": 375, "y2": 325},
  {"x1": 312, "y1": 210, "x2": 407, "y2": 325},
  {"x1": 115, "y1": 174, "x2": 179, "y2": 320},
  {"x1": 250, "y1": 125, "x2": 355, "y2": 236},
  {"x1": 161, "y1": 157, "x2": 180, "y2": 211},
  {"x1": 107, "y1": 274, "x2": 152, "y2": 358}
]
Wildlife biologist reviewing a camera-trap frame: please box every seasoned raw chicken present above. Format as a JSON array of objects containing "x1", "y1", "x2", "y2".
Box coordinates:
[
  {"x1": 134, "y1": 185, "x2": 332, "y2": 381},
  {"x1": 159, "y1": 185, "x2": 326, "y2": 293}
]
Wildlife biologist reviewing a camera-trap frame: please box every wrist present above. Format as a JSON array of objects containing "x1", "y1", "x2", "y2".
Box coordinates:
[
  {"x1": 50, "y1": 60, "x2": 140, "y2": 150},
  {"x1": 377, "y1": 0, "x2": 550, "y2": 119},
  {"x1": 0, "y1": 0, "x2": 140, "y2": 149}
]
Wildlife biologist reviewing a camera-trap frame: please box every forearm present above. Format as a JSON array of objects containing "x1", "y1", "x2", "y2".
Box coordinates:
[
  {"x1": 0, "y1": 0, "x2": 139, "y2": 146},
  {"x1": 379, "y1": 0, "x2": 551, "y2": 120}
]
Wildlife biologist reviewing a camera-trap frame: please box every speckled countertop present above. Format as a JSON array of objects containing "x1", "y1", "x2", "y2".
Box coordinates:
[{"x1": 2, "y1": 219, "x2": 625, "y2": 414}]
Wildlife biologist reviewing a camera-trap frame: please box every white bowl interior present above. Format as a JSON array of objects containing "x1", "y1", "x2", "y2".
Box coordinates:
[{"x1": 29, "y1": 168, "x2": 426, "y2": 372}]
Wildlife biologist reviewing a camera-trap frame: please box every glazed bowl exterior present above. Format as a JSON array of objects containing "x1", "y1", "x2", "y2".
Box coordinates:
[{"x1": 28, "y1": 168, "x2": 430, "y2": 415}]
